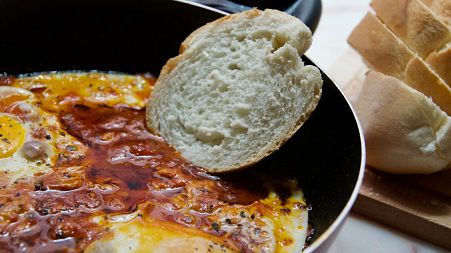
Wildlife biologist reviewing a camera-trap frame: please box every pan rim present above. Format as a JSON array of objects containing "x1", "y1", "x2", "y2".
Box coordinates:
[{"x1": 302, "y1": 58, "x2": 366, "y2": 253}]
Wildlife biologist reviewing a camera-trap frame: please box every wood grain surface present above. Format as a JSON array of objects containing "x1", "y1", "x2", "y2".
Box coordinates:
[{"x1": 353, "y1": 168, "x2": 451, "y2": 250}]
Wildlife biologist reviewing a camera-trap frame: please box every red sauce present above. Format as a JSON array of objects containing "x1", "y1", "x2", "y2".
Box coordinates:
[{"x1": 0, "y1": 100, "x2": 268, "y2": 252}]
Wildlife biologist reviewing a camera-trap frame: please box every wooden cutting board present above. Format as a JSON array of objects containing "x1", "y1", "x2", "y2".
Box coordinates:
[
  {"x1": 354, "y1": 168, "x2": 451, "y2": 250},
  {"x1": 328, "y1": 48, "x2": 451, "y2": 250}
]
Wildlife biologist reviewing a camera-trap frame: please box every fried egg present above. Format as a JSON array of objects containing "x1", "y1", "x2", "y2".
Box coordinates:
[
  {"x1": 0, "y1": 86, "x2": 88, "y2": 185},
  {"x1": 13, "y1": 72, "x2": 153, "y2": 111},
  {"x1": 85, "y1": 184, "x2": 308, "y2": 253},
  {"x1": 0, "y1": 86, "x2": 54, "y2": 184},
  {"x1": 0, "y1": 72, "x2": 309, "y2": 253}
]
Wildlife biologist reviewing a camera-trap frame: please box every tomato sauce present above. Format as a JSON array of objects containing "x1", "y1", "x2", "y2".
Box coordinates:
[
  {"x1": 0, "y1": 72, "x2": 311, "y2": 253},
  {"x1": 0, "y1": 100, "x2": 268, "y2": 252}
]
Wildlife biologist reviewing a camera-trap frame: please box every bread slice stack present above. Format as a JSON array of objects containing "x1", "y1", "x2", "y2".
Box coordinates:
[
  {"x1": 348, "y1": 0, "x2": 451, "y2": 174},
  {"x1": 147, "y1": 9, "x2": 322, "y2": 173}
]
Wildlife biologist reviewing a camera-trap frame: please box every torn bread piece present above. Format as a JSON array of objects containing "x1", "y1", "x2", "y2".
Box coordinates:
[{"x1": 147, "y1": 9, "x2": 322, "y2": 173}]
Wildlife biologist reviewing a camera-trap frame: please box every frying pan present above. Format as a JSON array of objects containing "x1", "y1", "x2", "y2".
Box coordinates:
[
  {"x1": 0, "y1": 0, "x2": 365, "y2": 252},
  {"x1": 189, "y1": 0, "x2": 322, "y2": 32}
]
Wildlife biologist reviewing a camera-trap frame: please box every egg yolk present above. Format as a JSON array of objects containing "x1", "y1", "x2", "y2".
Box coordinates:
[
  {"x1": 13, "y1": 73, "x2": 152, "y2": 111},
  {"x1": 0, "y1": 115, "x2": 25, "y2": 158}
]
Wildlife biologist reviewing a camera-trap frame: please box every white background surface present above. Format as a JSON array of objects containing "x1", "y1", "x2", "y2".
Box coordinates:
[{"x1": 307, "y1": 0, "x2": 450, "y2": 252}]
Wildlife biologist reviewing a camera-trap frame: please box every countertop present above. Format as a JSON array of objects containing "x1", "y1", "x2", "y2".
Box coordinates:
[{"x1": 307, "y1": 0, "x2": 449, "y2": 252}]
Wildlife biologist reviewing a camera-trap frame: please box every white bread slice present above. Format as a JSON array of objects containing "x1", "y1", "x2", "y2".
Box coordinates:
[
  {"x1": 421, "y1": 0, "x2": 451, "y2": 27},
  {"x1": 371, "y1": 0, "x2": 451, "y2": 87},
  {"x1": 354, "y1": 71, "x2": 451, "y2": 174},
  {"x1": 146, "y1": 9, "x2": 322, "y2": 173},
  {"x1": 348, "y1": 12, "x2": 451, "y2": 115},
  {"x1": 348, "y1": 12, "x2": 414, "y2": 79},
  {"x1": 371, "y1": 0, "x2": 450, "y2": 58},
  {"x1": 404, "y1": 57, "x2": 451, "y2": 110},
  {"x1": 426, "y1": 41, "x2": 451, "y2": 84}
]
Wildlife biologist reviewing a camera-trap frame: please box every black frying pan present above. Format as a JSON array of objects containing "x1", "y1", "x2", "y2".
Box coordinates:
[
  {"x1": 0, "y1": 1, "x2": 365, "y2": 252},
  {"x1": 189, "y1": 0, "x2": 322, "y2": 33}
]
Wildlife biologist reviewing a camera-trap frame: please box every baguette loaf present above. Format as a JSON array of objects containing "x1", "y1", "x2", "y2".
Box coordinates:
[
  {"x1": 371, "y1": 0, "x2": 450, "y2": 58},
  {"x1": 146, "y1": 9, "x2": 322, "y2": 173},
  {"x1": 354, "y1": 71, "x2": 451, "y2": 174},
  {"x1": 348, "y1": 12, "x2": 451, "y2": 115}
]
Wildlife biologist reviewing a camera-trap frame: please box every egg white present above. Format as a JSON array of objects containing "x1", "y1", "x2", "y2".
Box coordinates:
[
  {"x1": 86, "y1": 188, "x2": 308, "y2": 253},
  {"x1": 0, "y1": 86, "x2": 83, "y2": 185}
]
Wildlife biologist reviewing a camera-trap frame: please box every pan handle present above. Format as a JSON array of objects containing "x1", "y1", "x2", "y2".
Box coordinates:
[{"x1": 189, "y1": 0, "x2": 322, "y2": 33}]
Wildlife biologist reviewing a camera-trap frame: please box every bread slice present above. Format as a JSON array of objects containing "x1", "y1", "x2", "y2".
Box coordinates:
[
  {"x1": 146, "y1": 9, "x2": 322, "y2": 173},
  {"x1": 404, "y1": 58, "x2": 451, "y2": 112},
  {"x1": 421, "y1": 0, "x2": 451, "y2": 27},
  {"x1": 371, "y1": 0, "x2": 450, "y2": 58},
  {"x1": 426, "y1": 41, "x2": 451, "y2": 84},
  {"x1": 348, "y1": 12, "x2": 415, "y2": 79},
  {"x1": 371, "y1": 0, "x2": 451, "y2": 87},
  {"x1": 354, "y1": 71, "x2": 451, "y2": 174},
  {"x1": 348, "y1": 12, "x2": 451, "y2": 115}
]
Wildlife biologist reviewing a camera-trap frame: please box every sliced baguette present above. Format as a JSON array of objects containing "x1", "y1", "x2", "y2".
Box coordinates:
[
  {"x1": 421, "y1": 0, "x2": 451, "y2": 27},
  {"x1": 426, "y1": 41, "x2": 451, "y2": 84},
  {"x1": 348, "y1": 12, "x2": 451, "y2": 115},
  {"x1": 146, "y1": 9, "x2": 323, "y2": 173},
  {"x1": 404, "y1": 57, "x2": 451, "y2": 111},
  {"x1": 348, "y1": 12, "x2": 415, "y2": 79},
  {"x1": 354, "y1": 71, "x2": 451, "y2": 174},
  {"x1": 371, "y1": 0, "x2": 451, "y2": 87},
  {"x1": 371, "y1": 0, "x2": 450, "y2": 58}
]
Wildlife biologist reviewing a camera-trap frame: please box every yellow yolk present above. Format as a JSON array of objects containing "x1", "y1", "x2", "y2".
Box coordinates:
[
  {"x1": 13, "y1": 73, "x2": 153, "y2": 111},
  {"x1": 0, "y1": 115, "x2": 25, "y2": 158}
]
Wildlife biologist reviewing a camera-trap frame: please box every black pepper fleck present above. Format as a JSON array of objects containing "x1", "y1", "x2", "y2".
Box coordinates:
[
  {"x1": 211, "y1": 222, "x2": 220, "y2": 232},
  {"x1": 66, "y1": 145, "x2": 77, "y2": 151}
]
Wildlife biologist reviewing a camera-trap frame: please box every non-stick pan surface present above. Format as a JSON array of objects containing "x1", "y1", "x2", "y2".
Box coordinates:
[{"x1": 0, "y1": 0, "x2": 365, "y2": 252}]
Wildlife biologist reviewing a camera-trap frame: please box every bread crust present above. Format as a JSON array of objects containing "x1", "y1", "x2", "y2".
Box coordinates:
[
  {"x1": 348, "y1": 12, "x2": 451, "y2": 115},
  {"x1": 354, "y1": 71, "x2": 451, "y2": 174},
  {"x1": 426, "y1": 42, "x2": 451, "y2": 85},
  {"x1": 348, "y1": 13, "x2": 415, "y2": 79},
  {"x1": 421, "y1": 0, "x2": 451, "y2": 26},
  {"x1": 371, "y1": 0, "x2": 450, "y2": 58},
  {"x1": 404, "y1": 57, "x2": 451, "y2": 114},
  {"x1": 147, "y1": 9, "x2": 322, "y2": 173},
  {"x1": 180, "y1": 9, "x2": 263, "y2": 54}
]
